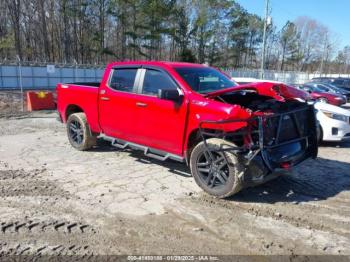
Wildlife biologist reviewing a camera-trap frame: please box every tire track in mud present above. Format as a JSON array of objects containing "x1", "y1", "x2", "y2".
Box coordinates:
[
  {"x1": 0, "y1": 168, "x2": 70, "y2": 198},
  {"x1": 0, "y1": 168, "x2": 42, "y2": 180},
  {"x1": 0, "y1": 219, "x2": 97, "y2": 256},
  {"x1": 0, "y1": 243, "x2": 93, "y2": 256},
  {"x1": 0, "y1": 220, "x2": 94, "y2": 234},
  {"x1": 192, "y1": 194, "x2": 350, "y2": 237},
  {"x1": 0, "y1": 164, "x2": 97, "y2": 256}
]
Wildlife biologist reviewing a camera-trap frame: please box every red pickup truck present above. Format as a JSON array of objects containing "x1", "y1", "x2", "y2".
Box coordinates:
[{"x1": 57, "y1": 61, "x2": 318, "y2": 198}]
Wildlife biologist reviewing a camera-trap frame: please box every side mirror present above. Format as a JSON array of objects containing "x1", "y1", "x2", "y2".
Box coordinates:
[{"x1": 158, "y1": 89, "x2": 183, "y2": 103}]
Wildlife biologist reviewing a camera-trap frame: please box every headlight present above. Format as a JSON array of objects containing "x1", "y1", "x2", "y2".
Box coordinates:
[{"x1": 321, "y1": 110, "x2": 349, "y2": 122}]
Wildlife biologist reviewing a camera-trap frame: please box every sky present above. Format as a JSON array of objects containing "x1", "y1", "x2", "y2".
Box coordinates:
[{"x1": 237, "y1": 0, "x2": 350, "y2": 49}]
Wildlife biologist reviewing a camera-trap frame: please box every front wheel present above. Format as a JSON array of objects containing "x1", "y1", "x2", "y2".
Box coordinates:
[
  {"x1": 189, "y1": 138, "x2": 245, "y2": 198},
  {"x1": 66, "y1": 112, "x2": 97, "y2": 151}
]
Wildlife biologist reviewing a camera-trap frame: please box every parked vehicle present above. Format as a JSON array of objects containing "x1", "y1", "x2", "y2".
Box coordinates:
[
  {"x1": 233, "y1": 78, "x2": 350, "y2": 142},
  {"x1": 311, "y1": 77, "x2": 350, "y2": 91},
  {"x1": 304, "y1": 82, "x2": 350, "y2": 103},
  {"x1": 57, "y1": 61, "x2": 318, "y2": 198},
  {"x1": 325, "y1": 84, "x2": 350, "y2": 102},
  {"x1": 298, "y1": 84, "x2": 347, "y2": 106},
  {"x1": 315, "y1": 102, "x2": 350, "y2": 142}
]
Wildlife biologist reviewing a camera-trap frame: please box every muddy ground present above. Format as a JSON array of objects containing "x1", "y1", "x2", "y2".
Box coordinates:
[{"x1": 0, "y1": 109, "x2": 349, "y2": 259}]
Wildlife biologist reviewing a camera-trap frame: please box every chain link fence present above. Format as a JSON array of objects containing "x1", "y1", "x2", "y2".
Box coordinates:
[
  {"x1": 225, "y1": 68, "x2": 350, "y2": 84},
  {"x1": 0, "y1": 60, "x2": 104, "y2": 114},
  {"x1": 0, "y1": 60, "x2": 104, "y2": 90}
]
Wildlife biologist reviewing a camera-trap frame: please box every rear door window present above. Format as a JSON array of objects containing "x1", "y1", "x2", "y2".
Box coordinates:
[
  {"x1": 141, "y1": 69, "x2": 177, "y2": 96},
  {"x1": 109, "y1": 69, "x2": 138, "y2": 93}
]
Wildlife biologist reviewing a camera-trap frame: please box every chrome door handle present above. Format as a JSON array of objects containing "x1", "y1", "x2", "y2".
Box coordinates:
[
  {"x1": 136, "y1": 102, "x2": 147, "y2": 107},
  {"x1": 101, "y1": 97, "x2": 110, "y2": 101}
]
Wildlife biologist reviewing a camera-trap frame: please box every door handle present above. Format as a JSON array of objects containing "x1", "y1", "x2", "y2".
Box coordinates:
[
  {"x1": 136, "y1": 102, "x2": 147, "y2": 107},
  {"x1": 101, "y1": 97, "x2": 110, "y2": 101}
]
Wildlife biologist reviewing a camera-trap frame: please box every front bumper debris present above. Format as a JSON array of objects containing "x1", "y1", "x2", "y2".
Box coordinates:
[{"x1": 199, "y1": 104, "x2": 318, "y2": 185}]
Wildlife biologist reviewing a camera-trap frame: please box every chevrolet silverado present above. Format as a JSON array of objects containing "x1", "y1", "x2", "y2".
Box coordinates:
[{"x1": 57, "y1": 61, "x2": 318, "y2": 198}]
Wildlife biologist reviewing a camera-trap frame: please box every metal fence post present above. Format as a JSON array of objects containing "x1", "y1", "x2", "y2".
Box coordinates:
[
  {"x1": 74, "y1": 60, "x2": 78, "y2": 82},
  {"x1": 31, "y1": 66, "x2": 34, "y2": 89},
  {"x1": 16, "y1": 55, "x2": 24, "y2": 112},
  {"x1": 0, "y1": 65, "x2": 3, "y2": 89}
]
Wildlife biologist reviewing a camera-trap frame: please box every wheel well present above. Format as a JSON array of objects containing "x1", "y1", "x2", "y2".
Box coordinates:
[
  {"x1": 65, "y1": 105, "x2": 83, "y2": 120},
  {"x1": 186, "y1": 129, "x2": 202, "y2": 164}
]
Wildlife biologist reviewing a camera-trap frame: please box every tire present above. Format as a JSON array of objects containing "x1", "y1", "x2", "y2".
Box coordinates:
[
  {"x1": 66, "y1": 112, "x2": 97, "y2": 151},
  {"x1": 189, "y1": 138, "x2": 245, "y2": 198}
]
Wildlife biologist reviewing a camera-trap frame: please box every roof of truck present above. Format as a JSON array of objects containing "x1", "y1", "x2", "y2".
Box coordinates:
[{"x1": 109, "y1": 61, "x2": 207, "y2": 68}]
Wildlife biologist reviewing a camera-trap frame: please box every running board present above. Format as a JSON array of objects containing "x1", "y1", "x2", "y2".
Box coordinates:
[{"x1": 100, "y1": 134, "x2": 184, "y2": 163}]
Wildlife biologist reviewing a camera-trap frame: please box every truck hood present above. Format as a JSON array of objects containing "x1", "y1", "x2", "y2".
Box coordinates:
[{"x1": 205, "y1": 82, "x2": 310, "y2": 101}]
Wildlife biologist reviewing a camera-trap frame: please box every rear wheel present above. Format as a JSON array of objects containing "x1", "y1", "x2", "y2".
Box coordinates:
[
  {"x1": 189, "y1": 138, "x2": 245, "y2": 198},
  {"x1": 67, "y1": 112, "x2": 97, "y2": 151}
]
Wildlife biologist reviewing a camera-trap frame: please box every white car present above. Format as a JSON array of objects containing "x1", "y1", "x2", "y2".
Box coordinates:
[
  {"x1": 232, "y1": 77, "x2": 350, "y2": 142},
  {"x1": 315, "y1": 102, "x2": 350, "y2": 142}
]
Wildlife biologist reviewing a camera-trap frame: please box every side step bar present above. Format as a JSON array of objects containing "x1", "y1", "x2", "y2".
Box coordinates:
[{"x1": 100, "y1": 134, "x2": 184, "y2": 163}]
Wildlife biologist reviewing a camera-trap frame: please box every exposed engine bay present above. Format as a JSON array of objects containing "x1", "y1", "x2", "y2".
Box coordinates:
[
  {"x1": 204, "y1": 88, "x2": 318, "y2": 184},
  {"x1": 214, "y1": 89, "x2": 305, "y2": 113}
]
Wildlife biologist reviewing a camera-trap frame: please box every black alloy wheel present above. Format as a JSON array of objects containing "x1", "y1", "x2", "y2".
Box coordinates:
[
  {"x1": 189, "y1": 138, "x2": 244, "y2": 198},
  {"x1": 69, "y1": 120, "x2": 84, "y2": 145},
  {"x1": 196, "y1": 150, "x2": 230, "y2": 189}
]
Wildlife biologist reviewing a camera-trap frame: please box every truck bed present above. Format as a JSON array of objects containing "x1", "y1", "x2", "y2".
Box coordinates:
[
  {"x1": 56, "y1": 83, "x2": 101, "y2": 133},
  {"x1": 65, "y1": 82, "x2": 101, "y2": 87}
]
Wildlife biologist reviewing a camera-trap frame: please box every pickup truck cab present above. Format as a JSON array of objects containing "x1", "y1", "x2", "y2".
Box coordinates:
[{"x1": 57, "y1": 61, "x2": 318, "y2": 198}]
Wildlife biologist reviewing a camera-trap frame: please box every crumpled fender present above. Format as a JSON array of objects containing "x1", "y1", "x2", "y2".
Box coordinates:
[{"x1": 186, "y1": 99, "x2": 252, "y2": 138}]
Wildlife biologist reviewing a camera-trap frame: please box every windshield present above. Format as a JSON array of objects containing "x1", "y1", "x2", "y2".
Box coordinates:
[
  {"x1": 175, "y1": 67, "x2": 237, "y2": 93},
  {"x1": 304, "y1": 84, "x2": 325, "y2": 93},
  {"x1": 316, "y1": 84, "x2": 331, "y2": 92},
  {"x1": 324, "y1": 83, "x2": 346, "y2": 92}
]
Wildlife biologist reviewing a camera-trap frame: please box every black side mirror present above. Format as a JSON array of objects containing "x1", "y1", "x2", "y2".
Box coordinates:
[{"x1": 158, "y1": 89, "x2": 183, "y2": 103}]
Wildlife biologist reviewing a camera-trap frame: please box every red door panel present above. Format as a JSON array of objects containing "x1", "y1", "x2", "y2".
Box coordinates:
[
  {"x1": 134, "y1": 95, "x2": 188, "y2": 156},
  {"x1": 98, "y1": 68, "x2": 141, "y2": 141}
]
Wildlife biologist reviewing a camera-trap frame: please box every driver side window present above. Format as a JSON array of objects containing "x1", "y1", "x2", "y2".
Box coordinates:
[
  {"x1": 142, "y1": 69, "x2": 177, "y2": 96},
  {"x1": 109, "y1": 68, "x2": 137, "y2": 93}
]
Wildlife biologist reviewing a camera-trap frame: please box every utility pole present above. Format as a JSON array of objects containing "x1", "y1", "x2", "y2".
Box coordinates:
[
  {"x1": 260, "y1": 0, "x2": 269, "y2": 79},
  {"x1": 16, "y1": 55, "x2": 24, "y2": 112}
]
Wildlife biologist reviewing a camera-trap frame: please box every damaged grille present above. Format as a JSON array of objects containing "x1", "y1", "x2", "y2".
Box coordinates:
[
  {"x1": 263, "y1": 108, "x2": 309, "y2": 146},
  {"x1": 198, "y1": 104, "x2": 318, "y2": 171}
]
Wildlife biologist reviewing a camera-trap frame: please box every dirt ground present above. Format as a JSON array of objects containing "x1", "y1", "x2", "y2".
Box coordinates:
[{"x1": 0, "y1": 108, "x2": 349, "y2": 258}]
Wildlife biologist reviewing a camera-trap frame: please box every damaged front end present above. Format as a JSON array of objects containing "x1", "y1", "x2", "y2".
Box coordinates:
[{"x1": 201, "y1": 84, "x2": 318, "y2": 187}]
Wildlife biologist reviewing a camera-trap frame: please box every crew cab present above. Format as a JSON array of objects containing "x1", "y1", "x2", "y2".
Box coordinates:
[{"x1": 57, "y1": 61, "x2": 318, "y2": 198}]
